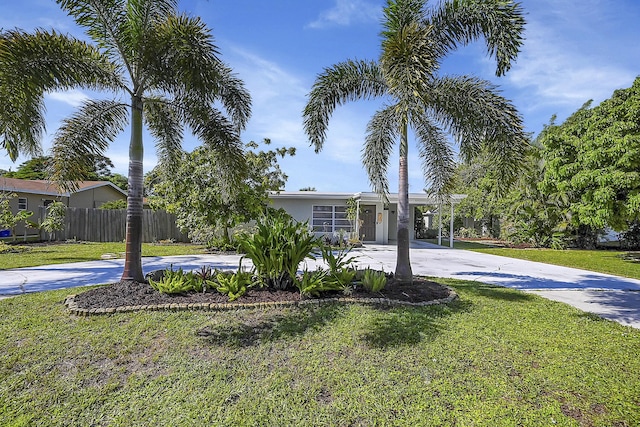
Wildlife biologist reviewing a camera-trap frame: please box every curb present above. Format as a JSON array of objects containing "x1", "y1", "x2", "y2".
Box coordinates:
[{"x1": 64, "y1": 286, "x2": 459, "y2": 316}]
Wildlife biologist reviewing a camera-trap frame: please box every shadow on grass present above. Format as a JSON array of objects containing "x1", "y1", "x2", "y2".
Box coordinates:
[
  {"x1": 196, "y1": 304, "x2": 347, "y2": 348},
  {"x1": 361, "y1": 298, "x2": 473, "y2": 348},
  {"x1": 454, "y1": 282, "x2": 536, "y2": 302}
]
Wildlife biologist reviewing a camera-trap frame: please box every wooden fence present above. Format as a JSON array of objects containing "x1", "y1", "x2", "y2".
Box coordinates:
[{"x1": 41, "y1": 207, "x2": 188, "y2": 242}]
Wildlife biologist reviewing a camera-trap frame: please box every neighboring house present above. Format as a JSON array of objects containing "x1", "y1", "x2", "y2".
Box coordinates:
[
  {"x1": 0, "y1": 177, "x2": 127, "y2": 236},
  {"x1": 269, "y1": 191, "x2": 466, "y2": 245}
]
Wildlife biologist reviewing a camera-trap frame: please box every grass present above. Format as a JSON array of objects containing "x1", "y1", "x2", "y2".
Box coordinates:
[
  {"x1": 0, "y1": 280, "x2": 638, "y2": 426},
  {"x1": 423, "y1": 239, "x2": 640, "y2": 281},
  {"x1": 471, "y1": 248, "x2": 640, "y2": 281},
  {"x1": 0, "y1": 242, "x2": 207, "y2": 270}
]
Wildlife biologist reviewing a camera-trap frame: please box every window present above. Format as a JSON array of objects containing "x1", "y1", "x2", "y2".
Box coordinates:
[
  {"x1": 312, "y1": 205, "x2": 352, "y2": 232},
  {"x1": 18, "y1": 198, "x2": 27, "y2": 211}
]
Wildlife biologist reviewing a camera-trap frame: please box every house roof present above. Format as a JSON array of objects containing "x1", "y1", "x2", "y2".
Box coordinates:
[
  {"x1": 269, "y1": 191, "x2": 466, "y2": 204},
  {"x1": 0, "y1": 177, "x2": 127, "y2": 198}
]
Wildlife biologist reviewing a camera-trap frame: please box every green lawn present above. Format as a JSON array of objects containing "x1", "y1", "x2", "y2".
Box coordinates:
[
  {"x1": 0, "y1": 242, "x2": 207, "y2": 270},
  {"x1": 422, "y1": 239, "x2": 640, "y2": 281},
  {"x1": 0, "y1": 280, "x2": 638, "y2": 426},
  {"x1": 471, "y1": 248, "x2": 640, "y2": 280}
]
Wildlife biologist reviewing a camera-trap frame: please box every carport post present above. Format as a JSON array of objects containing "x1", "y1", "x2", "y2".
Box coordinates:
[{"x1": 449, "y1": 199, "x2": 454, "y2": 248}]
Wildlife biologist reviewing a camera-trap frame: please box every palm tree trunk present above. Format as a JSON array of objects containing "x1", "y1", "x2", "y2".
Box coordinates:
[
  {"x1": 121, "y1": 95, "x2": 145, "y2": 282},
  {"x1": 395, "y1": 121, "x2": 413, "y2": 283}
]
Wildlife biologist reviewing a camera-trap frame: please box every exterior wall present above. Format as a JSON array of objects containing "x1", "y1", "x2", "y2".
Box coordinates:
[
  {"x1": 69, "y1": 186, "x2": 126, "y2": 208},
  {"x1": 1, "y1": 183, "x2": 125, "y2": 239},
  {"x1": 270, "y1": 197, "x2": 387, "y2": 244},
  {"x1": 1, "y1": 191, "x2": 66, "y2": 237},
  {"x1": 269, "y1": 198, "x2": 321, "y2": 225}
]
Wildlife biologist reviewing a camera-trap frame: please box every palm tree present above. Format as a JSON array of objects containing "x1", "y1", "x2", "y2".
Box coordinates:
[
  {"x1": 303, "y1": 0, "x2": 528, "y2": 283},
  {"x1": 0, "y1": 0, "x2": 251, "y2": 282}
]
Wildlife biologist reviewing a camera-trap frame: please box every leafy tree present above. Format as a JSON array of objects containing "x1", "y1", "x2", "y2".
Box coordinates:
[
  {"x1": 303, "y1": 0, "x2": 527, "y2": 282},
  {"x1": 107, "y1": 173, "x2": 128, "y2": 191},
  {"x1": 0, "y1": 0, "x2": 251, "y2": 281},
  {"x1": 99, "y1": 199, "x2": 127, "y2": 210},
  {"x1": 1, "y1": 156, "x2": 50, "y2": 180},
  {"x1": 0, "y1": 192, "x2": 34, "y2": 241},
  {"x1": 500, "y1": 143, "x2": 572, "y2": 248},
  {"x1": 40, "y1": 201, "x2": 66, "y2": 241},
  {"x1": 540, "y1": 78, "x2": 640, "y2": 233},
  {"x1": 1, "y1": 154, "x2": 124, "y2": 185},
  {"x1": 453, "y1": 151, "x2": 511, "y2": 238},
  {"x1": 150, "y1": 140, "x2": 293, "y2": 247}
]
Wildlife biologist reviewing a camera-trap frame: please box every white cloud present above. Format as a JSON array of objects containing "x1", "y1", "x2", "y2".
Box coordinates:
[
  {"x1": 226, "y1": 46, "x2": 310, "y2": 147},
  {"x1": 306, "y1": 0, "x2": 381, "y2": 29},
  {"x1": 506, "y1": 10, "x2": 636, "y2": 114},
  {"x1": 46, "y1": 90, "x2": 90, "y2": 108}
]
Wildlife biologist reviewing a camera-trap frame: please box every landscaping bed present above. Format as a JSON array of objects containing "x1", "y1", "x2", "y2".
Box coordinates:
[{"x1": 70, "y1": 276, "x2": 454, "y2": 311}]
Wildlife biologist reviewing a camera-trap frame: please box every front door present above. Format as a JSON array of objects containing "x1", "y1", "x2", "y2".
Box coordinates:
[{"x1": 360, "y1": 205, "x2": 376, "y2": 241}]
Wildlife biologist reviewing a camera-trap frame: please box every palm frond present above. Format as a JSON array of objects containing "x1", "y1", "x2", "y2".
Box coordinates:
[
  {"x1": 144, "y1": 98, "x2": 184, "y2": 170},
  {"x1": 303, "y1": 60, "x2": 387, "y2": 152},
  {"x1": 363, "y1": 105, "x2": 399, "y2": 198},
  {"x1": 183, "y1": 101, "x2": 247, "y2": 186},
  {"x1": 429, "y1": 0, "x2": 525, "y2": 76},
  {"x1": 412, "y1": 114, "x2": 456, "y2": 195},
  {"x1": 382, "y1": 0, "x2": 425, "y2": 36},
  {"x1": 0, "y1": 29, "x2": 121, "y2": 160},
  {"x1": 144, "y1": 14, "x2": 221, "y2": 95},
  {"x1": 0, "y1": 87, "x2": 45, "y2": 161},
  {"x1": 50, "y1": 99, "x2": 128, "y2": 191},
  {"x1": 213, "y1": 65, "x2": 252, "y2": 131},
  {"x1": 427, "y1": 75, "x2": 528, "y2": 192},
  {"x1": 381, "y1": 21, "x2": 439, "y2": 99}
]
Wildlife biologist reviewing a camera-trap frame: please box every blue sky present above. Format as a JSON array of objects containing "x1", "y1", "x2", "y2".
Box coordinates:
[{"x1": 2, "y1": 0, "x2": 639, "y2": 193}]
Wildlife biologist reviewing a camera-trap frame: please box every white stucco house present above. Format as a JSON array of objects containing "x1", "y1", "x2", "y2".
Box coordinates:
[{"x1": 269, "y1": 191, "x2": 466, "y2": 245}]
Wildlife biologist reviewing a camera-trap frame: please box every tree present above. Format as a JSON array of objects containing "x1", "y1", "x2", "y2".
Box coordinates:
[
  {"x1": 1, "y1": 156, "x2": 50, "y2": 180},
  {"x1": 40, "y1": 201, "x2": 66, "y2": 241},
  {"x1": 1, "y1": 154, "x2": 124, "y2": 184},
  {"x1": 0, "y1": 192, "x2": 34, "y2": 241},
  {"x1": 150, "y1": 139, "x2": 293, "y2": 247},
  {"x1": 0, "y1": 0, "x2": 251, "y2": 281},
  {"x1": 540, "y1": 78, "x2": 640, "y2": 232},
  {"x1": 303, "y1": 0, "x2": 527, "y2": 282}
]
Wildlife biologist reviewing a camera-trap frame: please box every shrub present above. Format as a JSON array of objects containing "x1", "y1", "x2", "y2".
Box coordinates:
[
  {"x1": 361, "y1": 268, "x2": 387, "y2": 293},
  {"x1": 99, "y1": 199, "x2": 127, "y2": 210},
  {"x1": 238, "y1": 211, "x2": 319, "y2": 290},
  {"x1": 297, "y1": 268, "x2": 349, "y2": 297},
  {"x1": 148, "y1": 267, "x2": 204, "y2": 294},
  {"x1": 210, "y1": 270, "x2": 252, "y2": 301}
]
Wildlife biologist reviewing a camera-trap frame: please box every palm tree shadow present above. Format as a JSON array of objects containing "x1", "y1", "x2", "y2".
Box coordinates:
[
  {"x1": 196, "y1": 304, "x2": 346, "y2": 348},
  {"x1": 361, "y1": 299, "x2": 472, "y2": 348}
]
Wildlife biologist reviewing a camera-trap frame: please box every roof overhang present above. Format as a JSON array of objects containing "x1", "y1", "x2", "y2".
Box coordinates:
[{"x1": 269, "y1": 191, "x2": 466, "y2": 204}]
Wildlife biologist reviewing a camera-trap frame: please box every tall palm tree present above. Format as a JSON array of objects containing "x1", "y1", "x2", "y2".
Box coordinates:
[
  {"x1": 303, "y1": 0, "x2": 527, "y2": 283},
  {"x1": 0, "y1": 0, "x2": 251, "y2": 282}
]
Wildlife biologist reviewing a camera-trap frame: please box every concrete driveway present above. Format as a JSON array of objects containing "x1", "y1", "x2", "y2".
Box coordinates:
[{"x1": 1, "y1": 241, "x2": 639, "y2": 329}]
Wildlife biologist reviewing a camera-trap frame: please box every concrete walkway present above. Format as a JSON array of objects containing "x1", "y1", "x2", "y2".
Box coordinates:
[{"x1": 1, "y1": 242, "x2": 639, "y2": 329}]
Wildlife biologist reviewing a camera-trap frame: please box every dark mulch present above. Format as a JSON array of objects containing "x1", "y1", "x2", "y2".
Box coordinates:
[{"x1": 72, "y1": 277, "x2": 453, "y2": 310}]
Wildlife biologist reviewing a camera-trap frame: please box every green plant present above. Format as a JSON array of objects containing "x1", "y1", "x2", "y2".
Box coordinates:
[
  {"x1": 321, "y1": 245, "x2": 358, "y2": 288},
  {"x1": 297, "y1": 269, "x2": 327, "y2": 297},
  {"x1": 238, "y1": 211, "x2": 320, "y2": 290},
  {"x1": 296, "y1": 268, "x2": 347, "y2": 297},
  {"x1": 40, "y1": 201, "x2": 66, "y2": 240},
  {"x1": 321, "y1": 246, "x2": 357, "y2": 273},
  {"x1": 0, "y1": 192, "x2": 34, "y2": 241},
  {"x1": 211, "y1": 270, "x2": 252, "y2": 301},
  {"x1": 148, "y1": 266, "x2": 203, "y2": 294},
  {"x1": 99, "y1": 199, "x2": 127, "y2": 210},
  {"x1": 361, "y1": 268, "x2": 388, "y2": 292}
]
